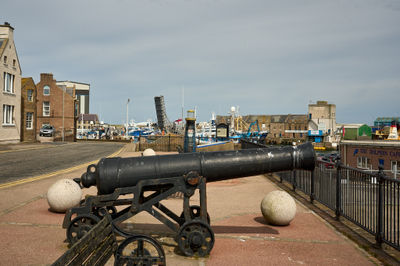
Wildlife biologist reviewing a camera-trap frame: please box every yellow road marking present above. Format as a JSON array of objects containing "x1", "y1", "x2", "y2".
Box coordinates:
[
  {"x1": 0, "y1": 144, "x2": 68, "y2": 154},
  {"x1": 0, "y1": 146, "x2": 124, "y2": 190}
]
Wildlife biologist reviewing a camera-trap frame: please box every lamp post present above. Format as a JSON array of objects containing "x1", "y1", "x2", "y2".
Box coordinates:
[
  {"x1": 81, "y1": 113, "x2": 84, "y2": 139},
  {"x1": 126, "y1": 98, "x2": 130, "y2": 137},
  {"x1": 62, "y1": 87, "x2": 64, "y2": 142}
]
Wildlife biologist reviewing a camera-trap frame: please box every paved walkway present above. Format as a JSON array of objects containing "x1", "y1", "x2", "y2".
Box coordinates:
[{"x1": 0, "y1": 147, "x2": 380, "y2": 265}]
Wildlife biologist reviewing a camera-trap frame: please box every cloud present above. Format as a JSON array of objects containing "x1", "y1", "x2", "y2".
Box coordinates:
[{"x1": 2, "y1": 0, "x2": 400, "y2": 124}]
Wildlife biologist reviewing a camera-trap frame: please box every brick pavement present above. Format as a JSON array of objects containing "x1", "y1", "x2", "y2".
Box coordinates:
[{"x1": 0, "y1": 148, "x2": 381, "y2": 265}]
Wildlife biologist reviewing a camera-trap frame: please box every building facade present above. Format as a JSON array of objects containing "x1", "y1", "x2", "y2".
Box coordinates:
[
  {"x1": 36, "y1": 73, "x2": 76, "y2": 141},
  {"x1": 56, "y1": 81, "x2": 90, "y2": 115},
  {"x1": 21, "y1": 77, "x2": 37, "y2": 142},
  {"x1": 374, "y1": 117, "x2": 400, "y2": 128},
  {"x1": 308, "y1": 101, "x2": 336, "y2": 143},
  {"x1": 283, "y1": 114, "x2": 308, "y2": 140},
  {"x1": 76, "y1": 114, "x2": 99, "y2": 132},
  {"x1": 0, "y1": 23, "x2": 22, "y2": 143},
  {"x1": 216, "y1": 113, "x2": 307, "y2": 144},
  {"x1": 339, "y1": 124, "x2": 372, "y2": 141},
  {"x1": 340, "y1": 140, "x2": 400, "y2": 179}
]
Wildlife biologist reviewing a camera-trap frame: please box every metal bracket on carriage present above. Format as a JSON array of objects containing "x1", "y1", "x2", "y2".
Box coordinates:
[{"x1": 184, "y1": 171, "x2": 202, "y2": 186}]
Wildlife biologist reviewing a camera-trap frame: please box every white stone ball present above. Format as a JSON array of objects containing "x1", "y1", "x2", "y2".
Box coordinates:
[
  {"x1": 47, "y1": 179, "x2": 82, "y2": 213},
  {"x1": 261, "y1": 190, "x2": 296, "y2": 226},
  {"x1": 142, "y1": 148, "x2": 156, "y2": 156}
]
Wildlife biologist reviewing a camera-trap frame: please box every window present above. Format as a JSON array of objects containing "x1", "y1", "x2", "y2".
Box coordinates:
[
  {"x1": 3, "y1": 72, "x2": 15, "y2": 93},
  {"x1": 26, "y1": 112, "x2": 33, "y2": 129},
  {"x1": 43, "y1": 85, "x2": 50, "y2": 95},
  {"x1": 3, "y1": 56, "x2": 7, "y2": 64},
  {"x1": 27, "y1": 89, "x2": 33, "y2": 101},
  {"x1": 357, "y1": 157, "x2": 371, "y2": 169},
  {"x1": 391, "y1": 161, "x2": 400, "y2": 173},
  {"x1": 43, "y1": 102, "x2": 50, "y2": 116},
  {"x1": 2, "y1": 104, "x2": 14, "y2": 125},
  {"x1": 13, "y1": 59, "x2": 16, "y2": 67}
]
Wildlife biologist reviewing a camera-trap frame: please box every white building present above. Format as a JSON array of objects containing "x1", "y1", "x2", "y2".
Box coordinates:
[
  {"x1": 56, "y1": 80, "x2": 90, "y2": 115},
  {"x1": 0, "y1": 22, "x2": 21, "y2": 143},
  {"x1": 308, "y1": 101, "x2": 337, "y2": 143}
]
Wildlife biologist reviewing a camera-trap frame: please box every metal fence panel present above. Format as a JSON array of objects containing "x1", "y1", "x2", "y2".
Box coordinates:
[
  {"x1": 382, "y1": 178, "x2": 400, "y2": 249},
  {"x1": 339, "y1": 165, "x2": 377, "y2": 235},
  {"x1": 242, "y1": 141, "x2": 400, "y2": 250}
]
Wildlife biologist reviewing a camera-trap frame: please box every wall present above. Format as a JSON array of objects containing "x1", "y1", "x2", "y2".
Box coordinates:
[
  {"x1": 36, "y1": 73, "x2": 76, "y2": 139},
  {"x1": 0, "y1": 25, "x2": 21, "y2": 143},
  {"x1": 21, "y1": 78, "x2": 37, "y2": 142},
  {"x1": 196, "y1": 142, "x2": 235, "y2": 152},
  {"x1": 344, "y1": 128, "x2": 358, "y2": 140},
  {"x1": 308, "y1": 101, "x2": 336, "y2": 136},
  {"x1": 340, "y1": 141, "x2": 400, "y2": 173}
]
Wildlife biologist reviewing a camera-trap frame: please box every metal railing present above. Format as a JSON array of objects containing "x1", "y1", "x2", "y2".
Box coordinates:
[
  {"x1": 276, "y1": 160, "x2": 400, "y2": 251},
  {"x1": 241, "y1": 140, "x2": 400, "y2": 251}
]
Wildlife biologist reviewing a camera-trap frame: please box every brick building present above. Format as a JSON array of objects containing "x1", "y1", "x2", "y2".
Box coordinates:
[
  {"x1": 340, "y1": 140, "x2": 400, "y2": 178},
  {"x1": 268, "y1": 115, "x2": 286, "y2": 138},
  {"x1": 77, "y1": 113, "x2": 99, "y2": 132},
  {"x1": 216, "y1": 113, "x2": 308, "y2": 143},
  {"x1": 0, "y1": 22, "x2": 22, "y2": 143},
  {"x1": 36, "y1": 73, "x2": 76, "y2": 141},
  {"x1": 21, "y1": 77, "x2": 37, "y2": 142},
  {"x1": 283, "y1": 114, "x2": 308, "y2": 139}
]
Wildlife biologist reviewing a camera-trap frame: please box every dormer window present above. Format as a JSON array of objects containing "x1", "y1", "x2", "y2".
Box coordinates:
[{"x1": 43, "y1": 85, "x2": 50, "y2": 96}]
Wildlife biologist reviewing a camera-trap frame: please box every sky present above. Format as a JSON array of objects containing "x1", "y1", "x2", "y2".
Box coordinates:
[{"x1": 2, "y1": 0, "x2": 400, "y2": 125}]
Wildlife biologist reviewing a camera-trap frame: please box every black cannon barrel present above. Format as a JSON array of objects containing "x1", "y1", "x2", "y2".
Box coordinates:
[{"x1": 81, "y1": 142, "x2": 316, "y2": 195}]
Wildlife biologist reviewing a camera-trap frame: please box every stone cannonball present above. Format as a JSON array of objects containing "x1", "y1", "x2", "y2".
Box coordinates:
[
  {"x1": 142, "y1": 148, "x2": 156, "y2": 156},
  {"x1": 47, "y1": 179, "x2": 82, "y2": 213},
  {"x1": 260, "y1": 190, "x2": 296, "y2": 226}
]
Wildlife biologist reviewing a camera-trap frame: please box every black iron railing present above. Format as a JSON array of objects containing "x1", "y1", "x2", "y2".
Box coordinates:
[
  {"x1": 241, "y1": 140, "x2": 400, "y2": 251},
  {"x1": 276, "y1": 159, "x2": 400, "y2": 251}
]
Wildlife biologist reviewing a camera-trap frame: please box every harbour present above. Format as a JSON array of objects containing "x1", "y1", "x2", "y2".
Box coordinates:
[{"x1": 1, "y1": 1, "x2": 400, "y2": 264}]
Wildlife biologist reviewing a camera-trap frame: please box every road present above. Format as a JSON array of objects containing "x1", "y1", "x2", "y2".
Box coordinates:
[{"x1": 0, "y1": 142, "x2": 125, "y2": 184}]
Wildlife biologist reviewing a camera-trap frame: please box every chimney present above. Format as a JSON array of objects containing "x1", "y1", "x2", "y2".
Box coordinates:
[
  {"x1": 40, "y1": 73, "x2": 54, "y2": 82},
  {"x1": 1, "y1": 22, "x2": 14, "y2": 31}
]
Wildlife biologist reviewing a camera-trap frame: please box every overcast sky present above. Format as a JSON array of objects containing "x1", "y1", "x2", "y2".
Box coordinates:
[{"x1": 2, "y1": 0, "x2": 400, "y2": 125}]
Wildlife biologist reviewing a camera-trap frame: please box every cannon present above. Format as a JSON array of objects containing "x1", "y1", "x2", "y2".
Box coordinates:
[{"x1": 63, "y1": 142, "x2": 316, "y2": 258}]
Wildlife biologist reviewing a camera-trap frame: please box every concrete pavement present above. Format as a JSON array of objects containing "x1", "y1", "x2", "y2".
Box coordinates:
[{"x1": 0, "y1": 146, "x2": 381, "y2": 265}]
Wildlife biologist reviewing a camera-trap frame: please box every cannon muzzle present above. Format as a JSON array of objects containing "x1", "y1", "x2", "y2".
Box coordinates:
[{"x1": 81, "y1": 142, "x2": 316, "y2": 195}]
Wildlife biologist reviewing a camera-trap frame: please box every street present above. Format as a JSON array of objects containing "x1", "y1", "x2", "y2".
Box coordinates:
[{"x1": 0, "y1": 142, "x2": 125, "y2": 184}]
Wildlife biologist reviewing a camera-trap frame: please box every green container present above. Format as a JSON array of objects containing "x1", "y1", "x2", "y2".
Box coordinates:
[
  {"x1": 358, "y1": 124, "x2": 372, "y2": 139},
  {"x1": 344, "y1": 128, "x2": 357, "y2": 140}
]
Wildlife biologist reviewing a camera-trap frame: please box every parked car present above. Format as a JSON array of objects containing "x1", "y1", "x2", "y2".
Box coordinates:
[
  {"x1": 39, "y1": 125, "x2": 54, "y2": 137},
  {"x1": 321, "y1": 156, "x2": 335, "y2": 169}
]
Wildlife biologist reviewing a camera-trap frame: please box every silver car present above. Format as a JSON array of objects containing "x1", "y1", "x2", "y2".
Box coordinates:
[{"x1": 39, "y1": 125, "x2": 54, "y2": 137}]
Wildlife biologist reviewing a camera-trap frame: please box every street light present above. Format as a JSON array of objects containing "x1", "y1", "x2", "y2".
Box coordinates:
[{"x1": 126, "y1": 98, "x2": 130, "y2": 137}]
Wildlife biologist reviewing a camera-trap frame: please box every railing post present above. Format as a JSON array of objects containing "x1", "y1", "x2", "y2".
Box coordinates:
[
  {"x1": 168, "y1": 135, "x2": 171, "y2": 152},
  {"x1": 138, "y1": 136, "x2": 141, "y2": 151},
  {"x1": 292, "y1": 170, "x2": 297, "y2": 191},
  {"x1": 375, "y1": 165, "x2": 384, "y2": 247},
  {"x1": 335, "y1": 156, "x2": 342, "y2": 220},
  {"x1": 310, "y1": 170, "x2": 315, "y2": 203}
]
